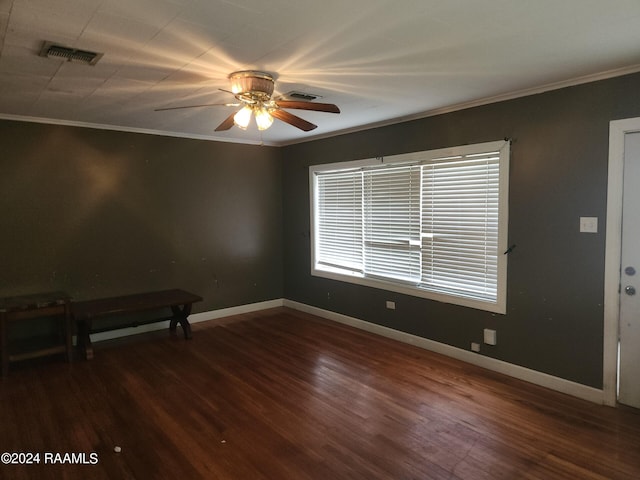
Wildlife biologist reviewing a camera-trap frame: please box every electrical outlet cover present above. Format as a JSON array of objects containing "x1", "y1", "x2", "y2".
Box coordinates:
[
  {"x1": 580, "y1": 216, "x2": 598, "y2": 233},
  {"x1": 483, "y1": 328, "x2": 497, "y2": 345}
]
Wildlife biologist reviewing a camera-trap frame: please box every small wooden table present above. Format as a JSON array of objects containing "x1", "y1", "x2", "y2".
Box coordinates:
[
  {"x1": 0, "y1": 292, "x2": 73, "y2": 377},
  {"x1": 72, "y1": 289, "x2": 202, "y2": 360}
]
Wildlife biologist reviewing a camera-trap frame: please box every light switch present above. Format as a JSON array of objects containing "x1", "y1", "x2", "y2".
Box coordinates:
[{"x1": 580, "y1": 217, "x2": 598, "y2": 233}]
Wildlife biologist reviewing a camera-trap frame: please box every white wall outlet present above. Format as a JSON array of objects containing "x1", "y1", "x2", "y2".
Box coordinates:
[
  {"x1": 580, "y1": 216, "x2": 598, "y2": 233},
  {"x1": 471, "y1": 342, "x2": 481, "y2": 352},
  {"x1": 386, "y1": 300, "x2": 396, "y2": 310},
  {"x1": 483, "y1": 328, "x2": 497, "y2": 345}
]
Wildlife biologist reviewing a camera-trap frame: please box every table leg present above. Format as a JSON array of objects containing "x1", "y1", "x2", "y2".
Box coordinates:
[
  {"x1": 1, "y1": 313, "x2": 8, "y2": 378},
  {"x1": 64, "y1": 302, "x2": 73, "y2": 363}
]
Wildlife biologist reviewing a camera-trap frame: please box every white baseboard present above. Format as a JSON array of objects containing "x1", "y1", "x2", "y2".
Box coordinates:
[
  {"x1": 188, "y1": 298, "x2": 284, "y2": 323},
  {"x1": 86, "y1": 296, "x2": 604, "y2": 405},
  {"x1": 284, "y1": 300, "x2": 605, "y2": 405},
  {"x1": 88, "y1": 298, "x2": 285, "y2": 344}
]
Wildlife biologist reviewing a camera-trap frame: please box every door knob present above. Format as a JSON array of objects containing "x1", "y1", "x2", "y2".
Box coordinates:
[{"x1": 625, "y1": 285, "x2": 636, "y2": 296}]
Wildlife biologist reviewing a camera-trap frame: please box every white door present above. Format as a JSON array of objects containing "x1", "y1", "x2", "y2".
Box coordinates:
[{"x1": 619, "y1": 131, "x2": 640, "y2": 408}]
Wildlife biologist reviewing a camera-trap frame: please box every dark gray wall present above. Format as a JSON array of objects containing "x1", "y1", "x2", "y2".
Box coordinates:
[
  {"x1": 5, "y1": 72, "x2": 640, "y2": 388},
  {"x1": 282, "y1": 72, "x2": 640, "y2": 389},
  {"x1": 0, "y1": 121, "x2": 283, "y2": 313}
]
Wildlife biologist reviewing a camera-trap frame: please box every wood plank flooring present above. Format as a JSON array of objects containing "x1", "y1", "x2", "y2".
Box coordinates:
[{"x1": 1, "y1": 307, "x2": 639, "y2": 479}]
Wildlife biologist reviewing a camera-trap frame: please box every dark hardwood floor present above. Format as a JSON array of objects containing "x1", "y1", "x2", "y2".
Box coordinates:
[{"x1": 1, "y1": 307, "x2": 639, "y2": 480}]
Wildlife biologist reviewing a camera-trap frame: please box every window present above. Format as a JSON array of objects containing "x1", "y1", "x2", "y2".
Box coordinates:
[{"x1": 310, "y1": 140, "x2": 509, "y2": 313}]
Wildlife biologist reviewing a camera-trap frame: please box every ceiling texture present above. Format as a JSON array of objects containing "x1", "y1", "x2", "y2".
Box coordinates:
[{"x1": 1, "y1": 0, "x2": 640, "y2": 146}]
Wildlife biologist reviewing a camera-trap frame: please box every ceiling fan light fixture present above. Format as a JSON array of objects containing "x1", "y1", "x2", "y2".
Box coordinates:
[
  {"x1": 255, "y1": 106, "x2": 274, "y2": 131},
  {"x1": 233, "y1": 105, "x2": 253, "y2": 129}
]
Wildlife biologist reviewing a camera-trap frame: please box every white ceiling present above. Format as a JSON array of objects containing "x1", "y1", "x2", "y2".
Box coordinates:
[{"x1": 2, "y1": 0, "x2": 640, "y2": 146}]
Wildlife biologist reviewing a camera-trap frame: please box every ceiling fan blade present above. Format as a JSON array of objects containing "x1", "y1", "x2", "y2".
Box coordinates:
[
  {"x1": 271, "y1": 109, "x2": 318, "y2": 131},
  {"x1": 275, "y1": 100, "x2": 340, "y2": 113},
  {"x1": 155, "y1": 102, "x2": 238, "y2": 111},
  {"x1": 214, "y1": 112, "x2": 238, "y2": 131}
]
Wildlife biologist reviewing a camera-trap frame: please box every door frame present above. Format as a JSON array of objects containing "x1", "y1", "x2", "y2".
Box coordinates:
[{"x1": 604, "y1": 117, "x2": 640, "y2": 407}]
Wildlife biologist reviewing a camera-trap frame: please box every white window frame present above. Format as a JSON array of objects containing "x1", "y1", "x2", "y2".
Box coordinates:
[{"x1": 309, "y1": 140, "x2": 510, "y2": 314}]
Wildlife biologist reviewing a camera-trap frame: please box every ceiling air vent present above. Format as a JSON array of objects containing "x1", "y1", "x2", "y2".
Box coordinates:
[
  {"x1": 39, "y1": 41, "x2": 103, "y2": 65},
  {"x1": 281, "y1": 91, "x2": 322, "y2": 101}
]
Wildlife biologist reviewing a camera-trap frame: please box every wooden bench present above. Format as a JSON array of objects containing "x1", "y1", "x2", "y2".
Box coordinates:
[{"x1": 72, "y1": 289, "x2": 202, "y2": 360}]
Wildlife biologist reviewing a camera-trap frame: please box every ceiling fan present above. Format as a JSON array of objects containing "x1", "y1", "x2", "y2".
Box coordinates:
[{"x1": 155, "y1": 70, "x2": 340, "y2": 132}]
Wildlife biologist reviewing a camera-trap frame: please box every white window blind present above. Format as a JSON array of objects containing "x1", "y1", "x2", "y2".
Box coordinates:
[
  {"x1": 363, "y1": 165, "x2": 421, "y2": 283},
  {"x1": 421, "y1": 151, "x2": 500, "y2": 302},
  {"x1": 311, "y1": 140, "x2": 509, "y2": 313},
  {"x1": 315, "y1": 170, "x2": 363, "y2": 274}
]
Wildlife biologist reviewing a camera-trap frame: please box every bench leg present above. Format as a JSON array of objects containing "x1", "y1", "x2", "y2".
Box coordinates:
[{"x1": 170, "y1": 304, "x2": 193, "y2": 340}]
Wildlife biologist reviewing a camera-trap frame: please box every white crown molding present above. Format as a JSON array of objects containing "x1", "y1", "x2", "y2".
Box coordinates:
[
  {"x1": 280, "y1": 63, "x2": 640, "y2": 146},
  {"x1": 2, "y1": 65, "x2": 640, "y2": 148},
  {"x1": 0, "y1": 113, "x2": 280, "y2": 147}
]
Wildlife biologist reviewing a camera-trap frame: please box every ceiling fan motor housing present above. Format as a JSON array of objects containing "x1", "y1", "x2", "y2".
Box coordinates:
[{"x1": 229, "y1": 71, "x2": 274, "y2": 103}]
